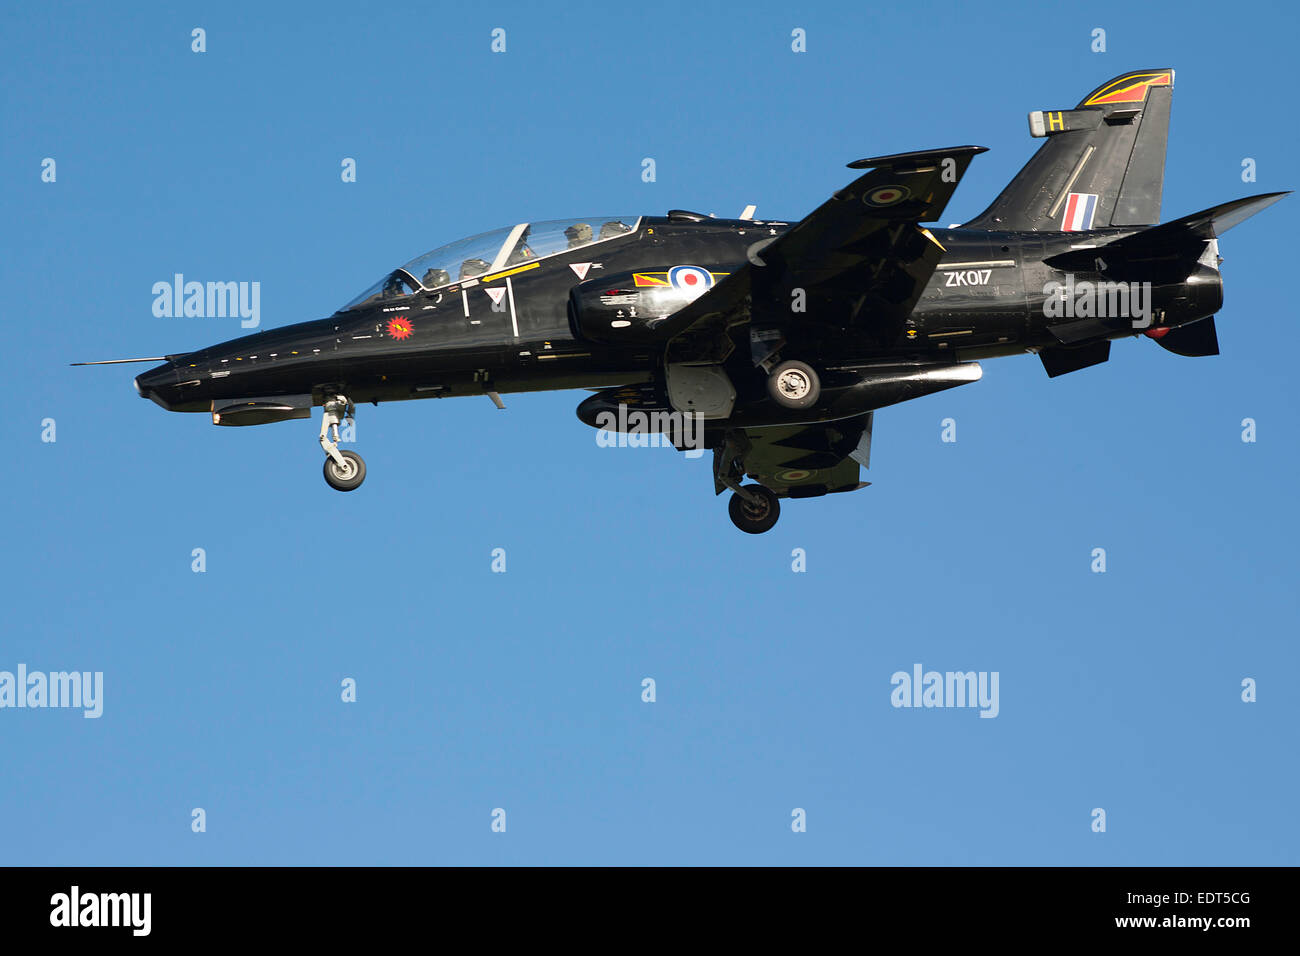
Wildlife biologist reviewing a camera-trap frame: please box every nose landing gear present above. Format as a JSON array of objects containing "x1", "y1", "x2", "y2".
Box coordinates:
[{"x1": 320, "y1": 394, "x2": 366, "y2": 491}]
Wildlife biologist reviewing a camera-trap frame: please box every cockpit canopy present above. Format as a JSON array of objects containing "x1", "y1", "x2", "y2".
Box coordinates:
[{"x1": 341, "y1": 216, "x2": 640, "y2": 311}]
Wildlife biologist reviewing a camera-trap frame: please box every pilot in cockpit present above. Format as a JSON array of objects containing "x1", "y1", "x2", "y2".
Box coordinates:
[
  {"x1": 421, "y1": 268, "x2": 450, "y2": 289},
  {"x1": 599, "y1": 220, "x2": 632, "y2": 240},
  {"x1": 565, "y1": 223, "x2": 593, "y2": 248},
  {"x1": 460, "y1": 258, "x2": 490, "y2": 280}
]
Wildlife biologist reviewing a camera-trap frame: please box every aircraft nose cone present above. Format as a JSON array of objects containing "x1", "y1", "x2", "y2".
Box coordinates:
[{"x1": 134, "y1": 362, "x2": 179, "y2": 409}]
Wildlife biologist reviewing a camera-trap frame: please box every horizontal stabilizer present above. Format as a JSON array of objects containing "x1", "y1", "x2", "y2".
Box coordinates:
[
  {"x1": 1040, "y1": 341, "x2": 1110, "y2": 377},
  {"x1": 1045, "y1": 192, "x2": 1289, "y2": 272},
  {"x1": 1150, "y1": 316, "x2": 1219, "y2": 357},
  {"x1": 1102, "y1": 192, "x2": 1288, "y2": 250},
  {"x1": 1157, "y1": 192, "x2": 1290, "y2": 240}
]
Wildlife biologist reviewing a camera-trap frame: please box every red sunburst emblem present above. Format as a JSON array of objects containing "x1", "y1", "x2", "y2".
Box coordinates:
[{"x1": 387, "y1": 317, "x2": 413, "y2": 340}]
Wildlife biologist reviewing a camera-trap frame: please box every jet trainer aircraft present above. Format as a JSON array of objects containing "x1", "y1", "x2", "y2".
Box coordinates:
[{"x1": 81, "y1": 69, "x2": 1285, "y2": 533}]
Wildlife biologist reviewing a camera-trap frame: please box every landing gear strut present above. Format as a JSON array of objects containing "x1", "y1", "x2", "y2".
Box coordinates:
[
  {"x1": 715, "y1": 437, "x2": 782, "y2": 534},
  {"x1": 320, "y1": 394, "x2": 366, "y2": 492},
  {"x1": 728, "y1": 484, "x2": 781, "y2": 534}
]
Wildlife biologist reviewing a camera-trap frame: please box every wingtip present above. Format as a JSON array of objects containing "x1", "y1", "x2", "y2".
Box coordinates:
[{"x1": 847, "y1": 145, "x2": 988, "y2": 170}]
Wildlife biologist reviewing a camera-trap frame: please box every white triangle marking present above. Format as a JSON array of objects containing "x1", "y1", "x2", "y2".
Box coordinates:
[
  {"x1": 570, "y1": 262, "x2": 592, "y2": 280},
  {"x1": 485, "y1": 287, "x2": 507, "y2": 305}
]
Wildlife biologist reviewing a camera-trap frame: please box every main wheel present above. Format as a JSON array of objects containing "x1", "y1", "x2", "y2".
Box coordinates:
[
  {"x1": 767, "y1": 359, "x2": 821, "y2": 409},
  {"x1": 323, "y1": 450, "x2": 366, "y2": 491},
  {"x1": 728, "y1": 484, "x2": 781, "y2": 534}
]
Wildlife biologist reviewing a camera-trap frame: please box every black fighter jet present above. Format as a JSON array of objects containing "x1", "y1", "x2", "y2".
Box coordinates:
[{"x1": 81, "y1": 69, "x2": 1285, "y2": 533}]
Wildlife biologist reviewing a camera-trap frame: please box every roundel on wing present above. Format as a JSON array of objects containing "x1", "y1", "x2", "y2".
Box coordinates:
[
  {"x1": 864, "y1": 185, "x2": 910, "y2": 206},
  {"x1": 668, "y1": 265, "x2": 713, "y2": 292}
]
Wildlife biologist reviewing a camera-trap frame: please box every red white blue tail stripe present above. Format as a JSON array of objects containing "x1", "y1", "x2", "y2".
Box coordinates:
[{"x1": 1062, "y1": 192, "x2": 1099, "y2": 231}]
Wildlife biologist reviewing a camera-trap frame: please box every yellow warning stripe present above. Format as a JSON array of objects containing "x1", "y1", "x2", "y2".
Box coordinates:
[{"x1": 480, "y1": 261, "x2": 541, "y2": 283}]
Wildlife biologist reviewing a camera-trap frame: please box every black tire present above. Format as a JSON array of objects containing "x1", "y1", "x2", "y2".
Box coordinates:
[
  {"x1": 728, "y1": 484, "x2": 781, "y2": 534},
  {"x1": 323, "y1": 450, "x2": 366, "y2": 491},
  {"x1": 767, "y1": 359, "x2": 821, "y2": 409}
]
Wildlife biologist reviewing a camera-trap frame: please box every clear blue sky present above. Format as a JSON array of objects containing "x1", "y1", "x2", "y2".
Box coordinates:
[{"x1": 2, "y1": 0, "x2": 1296, "y2": 865}]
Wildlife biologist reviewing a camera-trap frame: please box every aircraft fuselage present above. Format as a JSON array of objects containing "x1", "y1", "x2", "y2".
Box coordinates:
[{"x1": 135, "y1": 215, "x2": 1221, "y2": 419}]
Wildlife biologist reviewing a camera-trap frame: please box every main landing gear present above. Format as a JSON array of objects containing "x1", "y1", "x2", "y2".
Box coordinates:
[
  {"x1": 767, "y1": 359, "x2": 820, "y2": 409},
  {"x1": 715, "y1": 436, "x2": 782, "y2": 534},
  {"x1": 727, "y1": 484, "x2": 781, "y2": 534},
  {"x1": 320, "y1": 394, "x2": 366, "y2": 491}
]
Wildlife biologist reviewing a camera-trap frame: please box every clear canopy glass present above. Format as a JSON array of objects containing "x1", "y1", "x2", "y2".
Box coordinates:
[{"x1": 340, "y1": 217, "x2": 640, "y2": 311}]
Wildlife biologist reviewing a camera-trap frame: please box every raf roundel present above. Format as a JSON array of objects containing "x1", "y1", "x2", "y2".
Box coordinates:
[
  {"x1": 864, "y1": 185, "x2": 910, "y2": 207},
  {"x1": 667, "y1": 265, "x2": 714, "y2": 292}
]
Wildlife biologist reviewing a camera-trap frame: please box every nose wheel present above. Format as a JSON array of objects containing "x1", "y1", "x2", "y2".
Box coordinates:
[
  {"x1": 324, "y1": 450, "x2": 366, "y2": 491},
  {"x1": 320, "y1": 394, "x2": 366, "y2": 492}
]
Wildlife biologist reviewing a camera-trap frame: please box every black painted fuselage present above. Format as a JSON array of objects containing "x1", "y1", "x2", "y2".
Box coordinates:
[{"x1": 134, "y1": 215, "x2": 1221, "y2": 422}]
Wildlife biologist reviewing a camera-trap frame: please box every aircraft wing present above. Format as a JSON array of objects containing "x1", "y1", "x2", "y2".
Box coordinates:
[
  {"x1": 715, "y1": 412, "x2": 874, "y2": 499},
  {"x1": 667, "y1": 146, "x2": 987, "y2": 362}
]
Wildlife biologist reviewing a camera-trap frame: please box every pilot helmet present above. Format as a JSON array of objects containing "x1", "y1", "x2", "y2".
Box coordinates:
[
  {"x1": 459, "y1": 258, "x2": 490, "y2": 279},
  {"x1": 598, "y1": 220, "x2": 632, "y2": 239},
  {"x1": 422, "y1": 267, "x2": 451, "y2": 288},
  {"x1": 565, "y1": 223, "x2": 593, "y2": 247}
]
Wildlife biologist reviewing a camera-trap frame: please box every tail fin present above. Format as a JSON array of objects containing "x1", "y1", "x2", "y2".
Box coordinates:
[{"x1": 963, "y1": 69, "x2": 1174, "y2": 231}]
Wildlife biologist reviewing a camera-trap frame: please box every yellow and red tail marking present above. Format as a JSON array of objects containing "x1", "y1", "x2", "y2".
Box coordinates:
[{"x1": 1083, "y1": 71, "x2": 1172, "y2": 106}]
